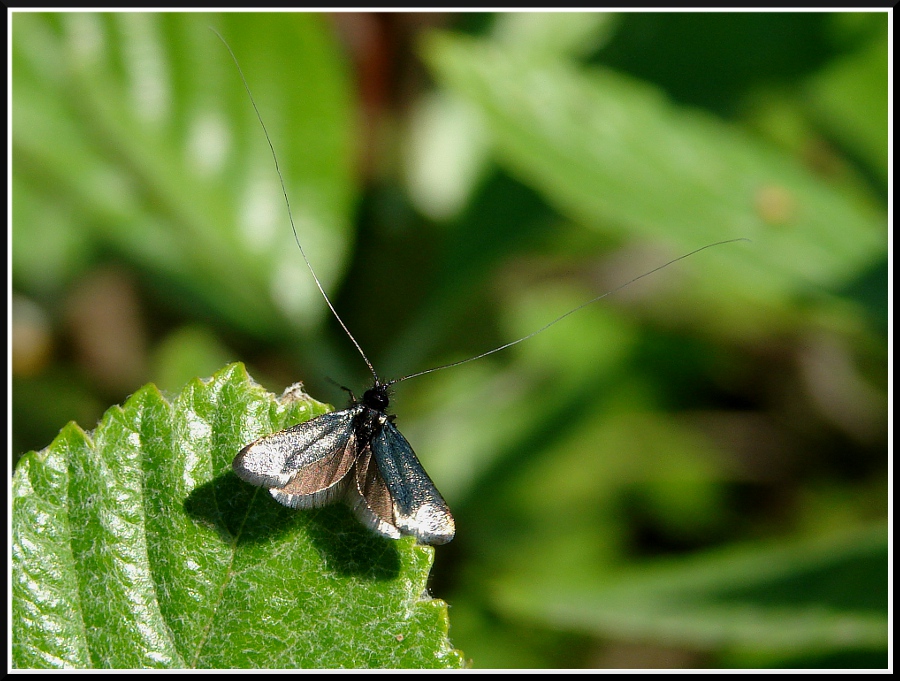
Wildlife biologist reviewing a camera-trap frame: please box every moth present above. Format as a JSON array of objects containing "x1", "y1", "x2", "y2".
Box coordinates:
[
  {"x1": 234, "y1": 380, "x2": 455, "y2": 545},
  {"x1": 219, "y1": 30, "x2": 745, "y2": 546},
  {"x1": 217, "y1": 31, "x2": 457, "y2": 545}
]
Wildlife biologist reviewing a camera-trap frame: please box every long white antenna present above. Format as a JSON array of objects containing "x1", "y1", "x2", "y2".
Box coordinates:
[
  {"x1": 392, "y1": 238, "x2": 749, "y2": 385},
  {"x1": 213, "y1": 28, "x2": 380, "y2": 384},
  {"x1": 217, "y1": 29, "x2": 748, "y2": 393}
]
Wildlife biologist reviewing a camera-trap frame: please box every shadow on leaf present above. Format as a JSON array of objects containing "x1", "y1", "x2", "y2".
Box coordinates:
[{"x1": 184, "y1": 472, "x2": 402, "y2": 579}]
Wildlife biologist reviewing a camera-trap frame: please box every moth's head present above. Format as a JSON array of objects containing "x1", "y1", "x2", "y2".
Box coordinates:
[{"x1": 362, "y1": 382, "x2": 391, "y2": 413}]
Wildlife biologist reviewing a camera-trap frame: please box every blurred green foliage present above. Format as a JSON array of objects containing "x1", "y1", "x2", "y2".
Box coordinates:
[{"x1": 12, "y1": 11, "x2": 887, "y2": 669}]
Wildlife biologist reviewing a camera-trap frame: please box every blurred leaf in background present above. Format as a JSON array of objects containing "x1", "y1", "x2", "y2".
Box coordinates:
[
  {"x1": 12, "y1": 10, "x2": 888, "y2": 669},
  {"x1": 13, "y1": 11, "x2": 357, "y2": 460}
]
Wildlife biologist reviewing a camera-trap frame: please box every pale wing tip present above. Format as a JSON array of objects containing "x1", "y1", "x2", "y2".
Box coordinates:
[
  {"x1": 233, "y1": 444, "x2": 291, "y2": 488},
  {"x1": 398, "y1": 504, "x2": 456, "y2": 546}
]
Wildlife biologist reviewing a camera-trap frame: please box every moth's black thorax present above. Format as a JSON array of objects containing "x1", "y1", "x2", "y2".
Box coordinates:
[
  {"x1": 355, "y1": 383, "x2": 392, "y2": 443},
  {"x1": 362, "y1": 383, "x2": 390, "y2": 413}
]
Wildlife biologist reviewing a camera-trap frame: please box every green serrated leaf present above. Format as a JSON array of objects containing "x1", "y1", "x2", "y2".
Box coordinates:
[{"x1": 13, "y1": 364, "x2": 465, "y2": 669}]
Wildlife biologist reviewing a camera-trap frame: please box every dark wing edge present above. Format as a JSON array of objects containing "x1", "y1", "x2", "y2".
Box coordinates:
[
  {"x1": 345, "y1": 445, "x2": 402, "y2": 540},
  {"x1": 371, "y1": 419, "x2": 455, "y2": 545}
]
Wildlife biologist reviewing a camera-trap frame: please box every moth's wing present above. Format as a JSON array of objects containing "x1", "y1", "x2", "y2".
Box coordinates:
[
  {"x1": 267, "y1": 429, "x2": 360, "y2": 510},
  {"x1": 370, "y1": 419, "x2": 455, "y2": 545},
  {"x1": 345, "y1": 444, "x2": 402, "y2": 540},
  {"x1": 234, "y1": 407, "x2": 359, "y2": 487},
  {"x1": 234, "y1": 407, "x2": 361, "y2": 508}
]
